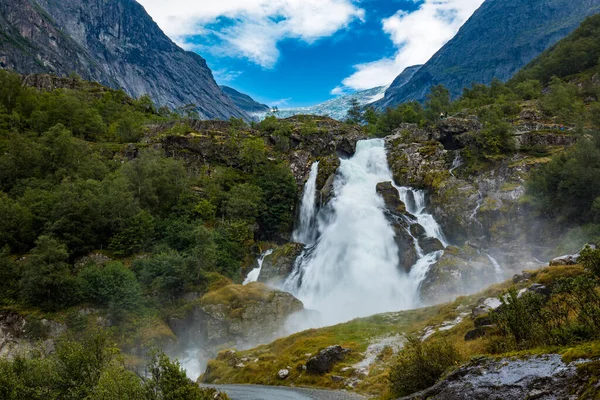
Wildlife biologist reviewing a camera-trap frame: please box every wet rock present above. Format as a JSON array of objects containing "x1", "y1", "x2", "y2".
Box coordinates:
[
  {"x1": 393, "y1": 224, "x2": 420, "y2": 273},
  {"x1": 376, "y1": 182, "x2": 407, "y2": 215},
  {"x1": 464, "y1": 328, "x2": 486, "y2": 341},
  {"x1": 420, "y1": 237, "x2": 445, "y2": 254},
  {"x1": 306, "y1": 345, "x2": 350, "y2": 375},
  {"x1": 278, "y1": 369, "x2": 290, "y2": 379},
  {"x1": 258, "y1": 243, "x2": 305, "y2": 285},
  {"x1": 513, "y1": 271, "x2": 534, "y2": 283},
  {"x1": 528, "y1": 283, "x2": 551, "y2": 297},
  {"x1": 399, "y1": 354, "x2": 586, "y2": 400}
]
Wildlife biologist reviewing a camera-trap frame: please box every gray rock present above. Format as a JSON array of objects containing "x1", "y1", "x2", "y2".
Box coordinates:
[
  {"x1": 278, "y1": 369, "x2": 290, "y2": 379},
  {"x1": 528, "y1": 283, "x2": 551, "y2": 297},
  {"x1": 399, "y1": 354, "x2": 586, "y2": 400},
  {"x1": 306, "y1": 345, "x2": 350, "y2": 375},
  {"x1": 258, "y1": 243, "x2": 305, "y2": 285},
  {"x1": 420, "y1": 237, "x2": 445, "y2": 254}
]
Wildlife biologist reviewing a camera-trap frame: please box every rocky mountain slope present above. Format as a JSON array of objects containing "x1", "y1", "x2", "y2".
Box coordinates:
[
  {"x1": 376, "y1": 0, "x2": 600, "y2": 109},
  {"x1": 221, "y1": 86, "x2": 270, "y2": 115},
  {"x1": 0, "y1": 0, "x2": 248, "y2": 120}
]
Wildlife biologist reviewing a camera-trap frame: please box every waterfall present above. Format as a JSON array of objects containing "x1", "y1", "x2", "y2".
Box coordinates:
[
  {"x1": 485, "y1": 253, "x2": 504, "y2": 281},
  {"x1": 243, "y1": 249, "x2": 274, "y2": 285},
  {"x1": 470, "y1": 190, "x2": 484, "y2": 226},
  {"x1": 449, "y1": 152, "x2": 463, "y2": 178},
  {"x1": 292, "y1": 162, "x2": 320, "y2": 245},
  {"x1": 284, "y1": 139, "x2": 436, "y2": 324},
  {"x1": 399, "y1": 188, "x2": 448, "y2": 247}
]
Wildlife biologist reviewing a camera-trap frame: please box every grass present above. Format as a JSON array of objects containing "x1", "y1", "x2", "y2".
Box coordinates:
[{"x1": 200, "y1": 264, "x2": 594, "y2": 398}]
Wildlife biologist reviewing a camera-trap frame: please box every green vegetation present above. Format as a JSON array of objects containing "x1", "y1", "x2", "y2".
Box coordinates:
[
  {"x1": 0, "y1": 332, "x2": 228, "y2": 400},
  {"x1": 388, "y1": 337, "x2": 462, "y2": 397},
  {"x1": 0, "y1": 69, "x2": 300, "y2": 320}
]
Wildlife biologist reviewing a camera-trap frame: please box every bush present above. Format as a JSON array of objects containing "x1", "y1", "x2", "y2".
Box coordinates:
[
  {"x1": 527, "y1": 133, "x2": 600, "y2": 224},
  {"x1": 80, "y1": 262, "x2": 143, "y2": 318},
  {"x1": 20, "y1": 236, "x2": 81, "y2": 310},
  {"x1": 388, "y1": 337, "x2": 462, "y2": 397},
  {"x1": 580, "y1": 245, "x2": 600, "y2": 276}
]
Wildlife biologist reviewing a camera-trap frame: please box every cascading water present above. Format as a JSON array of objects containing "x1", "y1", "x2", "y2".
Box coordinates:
[
  {"x1": 292, "y1": 162, "x2": 320, "y2": 245},
  {"x1": 485, "y1": 253, "x2": 504, "y2": 281},
  {"x1": 449, "y1": 152, "x2": 463, "y2": 178},
  {"x1": 243, "y1": 249, "x2": 274, "y2": 285},
  {"x1": 399, "y1": 188, "x2": 449, "y2": 247},
  {"x1": 284, "y1": 139, "x2": 443, "y2": 324}
]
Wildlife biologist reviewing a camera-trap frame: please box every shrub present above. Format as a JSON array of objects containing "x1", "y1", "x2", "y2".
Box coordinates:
[
  {"x1": 580, "y1": 245, "x2": 600, "y2": 276},
  {"x1": 20, "y1": 236, "x2": 81, "y2": 310},
  {"x1": 388, "y1": 337, "x2": 462, "y2": 397},
  {"x1": 80, "y1": 262, "x2": 143, "y2": 319}
]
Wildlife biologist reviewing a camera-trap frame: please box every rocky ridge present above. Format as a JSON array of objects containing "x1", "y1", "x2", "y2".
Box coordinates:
[
  {"x1": 0, "y1": 0, "x2": 248, "y2": 120},
  {"x1": 376, "y1": 0, "x2": 600, "y2": 109}
]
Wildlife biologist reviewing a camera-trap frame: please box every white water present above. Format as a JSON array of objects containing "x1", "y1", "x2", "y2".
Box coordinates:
[
  {"x1": 243, "y1": 249, "x2": 274, "y2": 285},
  {"x1": 470, "y1": 190, "x2": 484, "y2": 226},
  {"x1": 485, "y1": 253, "x2": 504, "y2": 281},
  {"x1": 449, "y1": 152, "x2": 463, "y2": 178},
  {"x1": 284, "y1": 139, "x2": 444, "y2": 324},
  {"x1": 292, "y1": 162, "x2": 320, "y2": 245},
  {"x1": 399, "y1": 188, "x2": 448, "y2": 247}
]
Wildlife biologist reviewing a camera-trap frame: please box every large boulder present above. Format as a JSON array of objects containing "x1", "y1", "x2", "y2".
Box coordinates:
[
  {"x1": 258, "y1": 243, "x2": 305, "y2": 286},
  {"x1": 399, "y1": 354, "x2": 586, "y2": 400},
  {"x1": 169, "y1": 283, "x2": 304, "y2": 349},
  {"x1": 376, "y1": 182, "x2": 407, "y2": 215},
  {"x1": 306, "y1": 345, "x2": 351, "y2": 375}
]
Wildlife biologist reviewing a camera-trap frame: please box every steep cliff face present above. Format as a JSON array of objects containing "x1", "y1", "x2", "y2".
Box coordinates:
[
  {"x1": 0, "y1": 0, "x2": 248, "y2": 120},
  {"x1": 376, "y1": 0, "x2": 600, "y2": 109},
  {"x1": 221, "y1": 86, "x2": 270, "y2": 114}
]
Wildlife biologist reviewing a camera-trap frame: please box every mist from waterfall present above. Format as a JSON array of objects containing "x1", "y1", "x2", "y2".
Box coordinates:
[
  {"x1": 284, "y1": 139, "x2": 445, "y2": 325},
  {"x1": 292, "y1": 162, "x2": 320, "y2": 245}
]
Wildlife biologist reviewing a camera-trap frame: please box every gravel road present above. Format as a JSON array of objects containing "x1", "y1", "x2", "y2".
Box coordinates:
[{"x1": 203, "y1": 384, "x2": 367, "y2": 400}]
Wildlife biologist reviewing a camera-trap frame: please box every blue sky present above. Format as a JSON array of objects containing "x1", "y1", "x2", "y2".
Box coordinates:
[{"x1": 137, "y1": 0, "x2": 485, "y2": 108}]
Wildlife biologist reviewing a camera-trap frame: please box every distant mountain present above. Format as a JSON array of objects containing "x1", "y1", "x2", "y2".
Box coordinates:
[
  {"x1": 0, "y1": 0, "x2": 248, "y2": 120},
  {"x1": 221, "y1": 86, "x2": 270, "y2": 114},
  {"x1": 256, "y1": 86, "x2": 387, "y2": 121},
  {"x1": 256, "y1": 67, "x2": 419, "y2": 122},
  {"x1": 376, "y1": 0, "x2": 600, "y2": 110}
]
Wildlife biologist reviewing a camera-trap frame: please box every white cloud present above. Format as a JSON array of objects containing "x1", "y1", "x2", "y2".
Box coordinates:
[
  {"x1": 337, "y1": 0, "x2": 485, "y2": 91},
  {"x1": 136, "y1": 0, "x2": 365, "y2": 68}
]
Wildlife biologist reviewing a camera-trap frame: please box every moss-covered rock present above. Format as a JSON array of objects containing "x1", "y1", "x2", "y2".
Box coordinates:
[
  {"x1": 169, "y1": 283, "x2": 304, "y2": 349},
  {"x1": 258, "y1": 243, "x2": 305, "y2": 286}
]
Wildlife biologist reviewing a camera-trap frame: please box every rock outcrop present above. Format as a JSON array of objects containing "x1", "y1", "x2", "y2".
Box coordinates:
[
  {"x1": 169, "y1": 283, "x2": 304, "y2": 350},
  {"x1": 221, "y1": 86, "x2": 270, "y2": 114},
  {"x1": 306, "y1": 345, "x2": 351, "y2": 375},
  {"x1": 258, "y1": 243, "x2": 305, "y2": 286},
  {"x1": 0, "y1": 0, "x2": 248, "y2": 120},
  {"x1": 400, "y1": 354, "x2": 588, "y2": 400},
  {"x1": 0, "y1": 311, "x2": 66, "y2": 359}
]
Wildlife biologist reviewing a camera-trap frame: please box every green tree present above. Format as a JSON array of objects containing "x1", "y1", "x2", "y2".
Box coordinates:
[
  {"x1": 425, "y1": 84, "x2": 451, "y2": 121},
  {"x1": 345, "y1": 98, "x2": 363, "y2": 124},
  {"x1": 80, "y1": 262, "x2": 143, "y2": 317},
  {"x1": 224, "y1": 183, "x2": 264, "y2": 222},
  {"x1": 20, "y1": 236, "x2": 80, "y2": 310}
]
